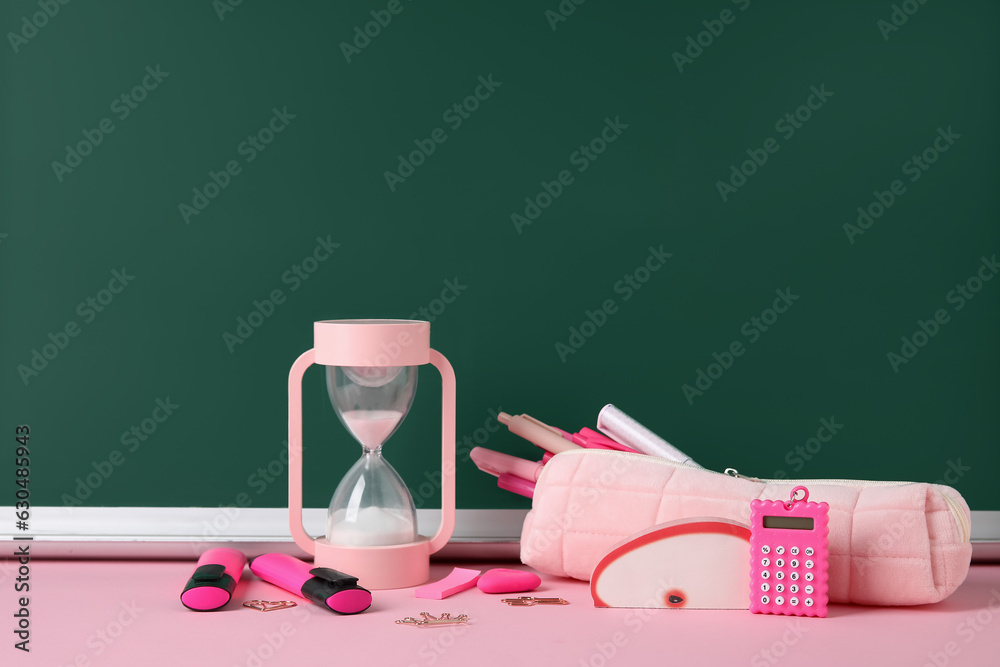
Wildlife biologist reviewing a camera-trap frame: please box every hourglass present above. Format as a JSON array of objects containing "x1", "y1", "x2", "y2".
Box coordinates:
[{"x1": 288, "y1": 320, "x2": 456, "y2": 590}]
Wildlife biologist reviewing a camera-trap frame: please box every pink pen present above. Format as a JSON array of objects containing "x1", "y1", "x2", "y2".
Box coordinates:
[
  {"x1": 574, "y1": 427, "x2": 639, "y2": 453},
  {"x1": 498, "y1": 412, "x2": 579, "y2": 454},
  {"x1": 181, "y1": 548, "x2": 246, "y2": 611},
  {"x1": 249, "y1": 553, "x2": 372, "y2": 614}
]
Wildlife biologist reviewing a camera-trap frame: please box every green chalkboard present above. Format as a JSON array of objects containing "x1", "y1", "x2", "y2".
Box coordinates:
[{"x1": 2, "y1": 0, "x2": 998, "y2": 513}]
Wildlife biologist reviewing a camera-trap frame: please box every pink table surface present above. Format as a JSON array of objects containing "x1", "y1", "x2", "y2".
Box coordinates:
[{"x1": 2, "y1": 559, "x2": 998, "y2": 667}]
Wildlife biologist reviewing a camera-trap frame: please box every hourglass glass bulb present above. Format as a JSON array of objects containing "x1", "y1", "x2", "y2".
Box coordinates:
[{"x1": 325, "y1": 364, "x2": 419, "y2": 546}]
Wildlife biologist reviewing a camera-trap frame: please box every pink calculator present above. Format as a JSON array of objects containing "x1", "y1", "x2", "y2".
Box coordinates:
[{"x1": 749, "y1": 486, "x2": 829, "y2": 617}]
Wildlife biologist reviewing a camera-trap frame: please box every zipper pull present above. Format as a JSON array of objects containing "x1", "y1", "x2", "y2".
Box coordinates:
[{"x1": 725, "y1": 468, "x2": 762, "y2": 482}]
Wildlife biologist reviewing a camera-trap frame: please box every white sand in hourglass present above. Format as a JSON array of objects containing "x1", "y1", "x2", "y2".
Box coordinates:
[{"x1": 328, "y1": 506, "x2": 416, "y2": 546}]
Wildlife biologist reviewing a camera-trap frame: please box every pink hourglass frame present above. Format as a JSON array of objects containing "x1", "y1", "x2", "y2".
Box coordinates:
[{"x1": 287, "y1": 319, "x2": 456, "y2": 590}]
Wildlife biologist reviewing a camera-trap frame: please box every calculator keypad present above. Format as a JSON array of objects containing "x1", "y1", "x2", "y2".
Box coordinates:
[{"x1": 752, "y1": 541, "x2": 826, "y2": 617}]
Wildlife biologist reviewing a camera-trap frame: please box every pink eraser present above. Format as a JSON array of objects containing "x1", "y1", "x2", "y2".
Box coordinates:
[
  {"x1": 415, "y1": 567, "x2": 482, "y2": 599},
  {"x1": 477, "y1": 568, "x2": 542, "y2": 594}
]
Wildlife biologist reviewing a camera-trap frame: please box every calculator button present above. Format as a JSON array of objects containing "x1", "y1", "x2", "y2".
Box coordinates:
[
  {"x1": 789, "y1": 597, "x2": 799, "y2": 606},
  {"x1": 805, "y1": 560, "x2": 814, "y2": 569},
  {"x1": 775, "y1": 559, "x2": 784, "y2": 568},
  {"x1": 760, "y1": 582, "x2": 770, "y2": 592},
  {"x1": 761, "y1": 595, "x2": 770, "y2": 605},
  {"x1": 775, "y1": 546, "x2": 785, "y2": 555},
  {"x1": 805, "y1": 572, "x2": 814, "y2": 582},
  {"x1": 790, "y1": 559, "x2": 799, "y2": 568},
  {"x1": 790, "y1": 572, "x2": 799, "y2": 581},
  {"x1": 804, "y1": 598, "x2": 814, "y2": 607},
  {"x1": 761, "y1": 545, "x2": 771, "y2": 554},
  {"x1": 774, "y1": 596, "x2": 784, "y2": 605},
  {"x1": 805, "y1": 547, "x2": 814, "y2": 556},
  {"x1": 775, "y1": 584, "x2": 784, "y2": 593},
  {"x1": 775, "y1": 571, "x2": 784, "y2": 580},
  {"x1": 805, "y1": 585, "x2": 814, "y2": 594},
  {"x1": 790, "y1": 585, "x2": 799, "y2": 593},
  {"x1": 790, "y1": 547, "x2": 799, "y2": 555},
  {"x1": 761, "y1": 558, "x2": 770, "y2": 567},
  {"x1": 761, "y1": 570, "x2": 770, "y2": 579}
]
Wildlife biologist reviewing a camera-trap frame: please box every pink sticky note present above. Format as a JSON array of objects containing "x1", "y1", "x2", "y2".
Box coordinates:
[{"x1": 414, "y1": 567, "x2": 482, "y2": 600}]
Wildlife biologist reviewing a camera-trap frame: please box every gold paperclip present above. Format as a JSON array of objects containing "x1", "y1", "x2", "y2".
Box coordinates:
[
  {"x1": 243, "y1": 600, "x2": 298, "y2": 612},
  {"x1": 501, "y1": 597, "x2": 569, "y2": 606},
  {"x1": 396, "y1": 612, "x2": 470, "y2": 627}
]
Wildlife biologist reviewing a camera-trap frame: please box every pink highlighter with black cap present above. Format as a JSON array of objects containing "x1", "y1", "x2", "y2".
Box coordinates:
[
  {"x1": 181, "y1": 548, "x2": 246, "y2": 611},
  {"x1": 250, "y1": 553, "x2": 372, "y2": 614}
]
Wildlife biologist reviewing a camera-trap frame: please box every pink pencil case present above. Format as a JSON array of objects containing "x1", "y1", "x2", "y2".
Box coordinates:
[{"x1": 520, "y1": 449, "x2": 972, "y2": 606}]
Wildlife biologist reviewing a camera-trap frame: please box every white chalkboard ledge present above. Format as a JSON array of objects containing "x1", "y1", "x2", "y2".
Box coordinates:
[{"x1": 0, "y1": 507, "x2": 525, "y2": 561}]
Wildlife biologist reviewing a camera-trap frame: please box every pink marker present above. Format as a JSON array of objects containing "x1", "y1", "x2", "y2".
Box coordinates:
[
  {"x1": 471, "y1": 447, "x2": 544, "y2": 482},
  {"x1": 249, "y1": 553, "x2": 372, "y2": 615},
  {"x1": 498, "y1": 473, "x2": 536, "y2": 498},
  {"x1": 470, "y1": 448, "x2": 542, "y2": 498},
  {"x1": 181, "y1": 548, "x2": 246, "y2": 611}
]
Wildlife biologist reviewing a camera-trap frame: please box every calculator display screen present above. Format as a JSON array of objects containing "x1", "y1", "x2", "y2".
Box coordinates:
[{"x1": 762, "y1": 516, "x2": 814, "y2": 530}]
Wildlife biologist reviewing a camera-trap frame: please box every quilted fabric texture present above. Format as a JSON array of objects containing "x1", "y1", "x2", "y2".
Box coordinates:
[{"x1": 520, "y1": 449, "x2": 972, "y2": 606}]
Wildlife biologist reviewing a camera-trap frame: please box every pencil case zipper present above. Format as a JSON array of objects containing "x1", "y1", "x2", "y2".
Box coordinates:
[{"x1": 544, "y1": 448, "x2": 970, "y2": 543}]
